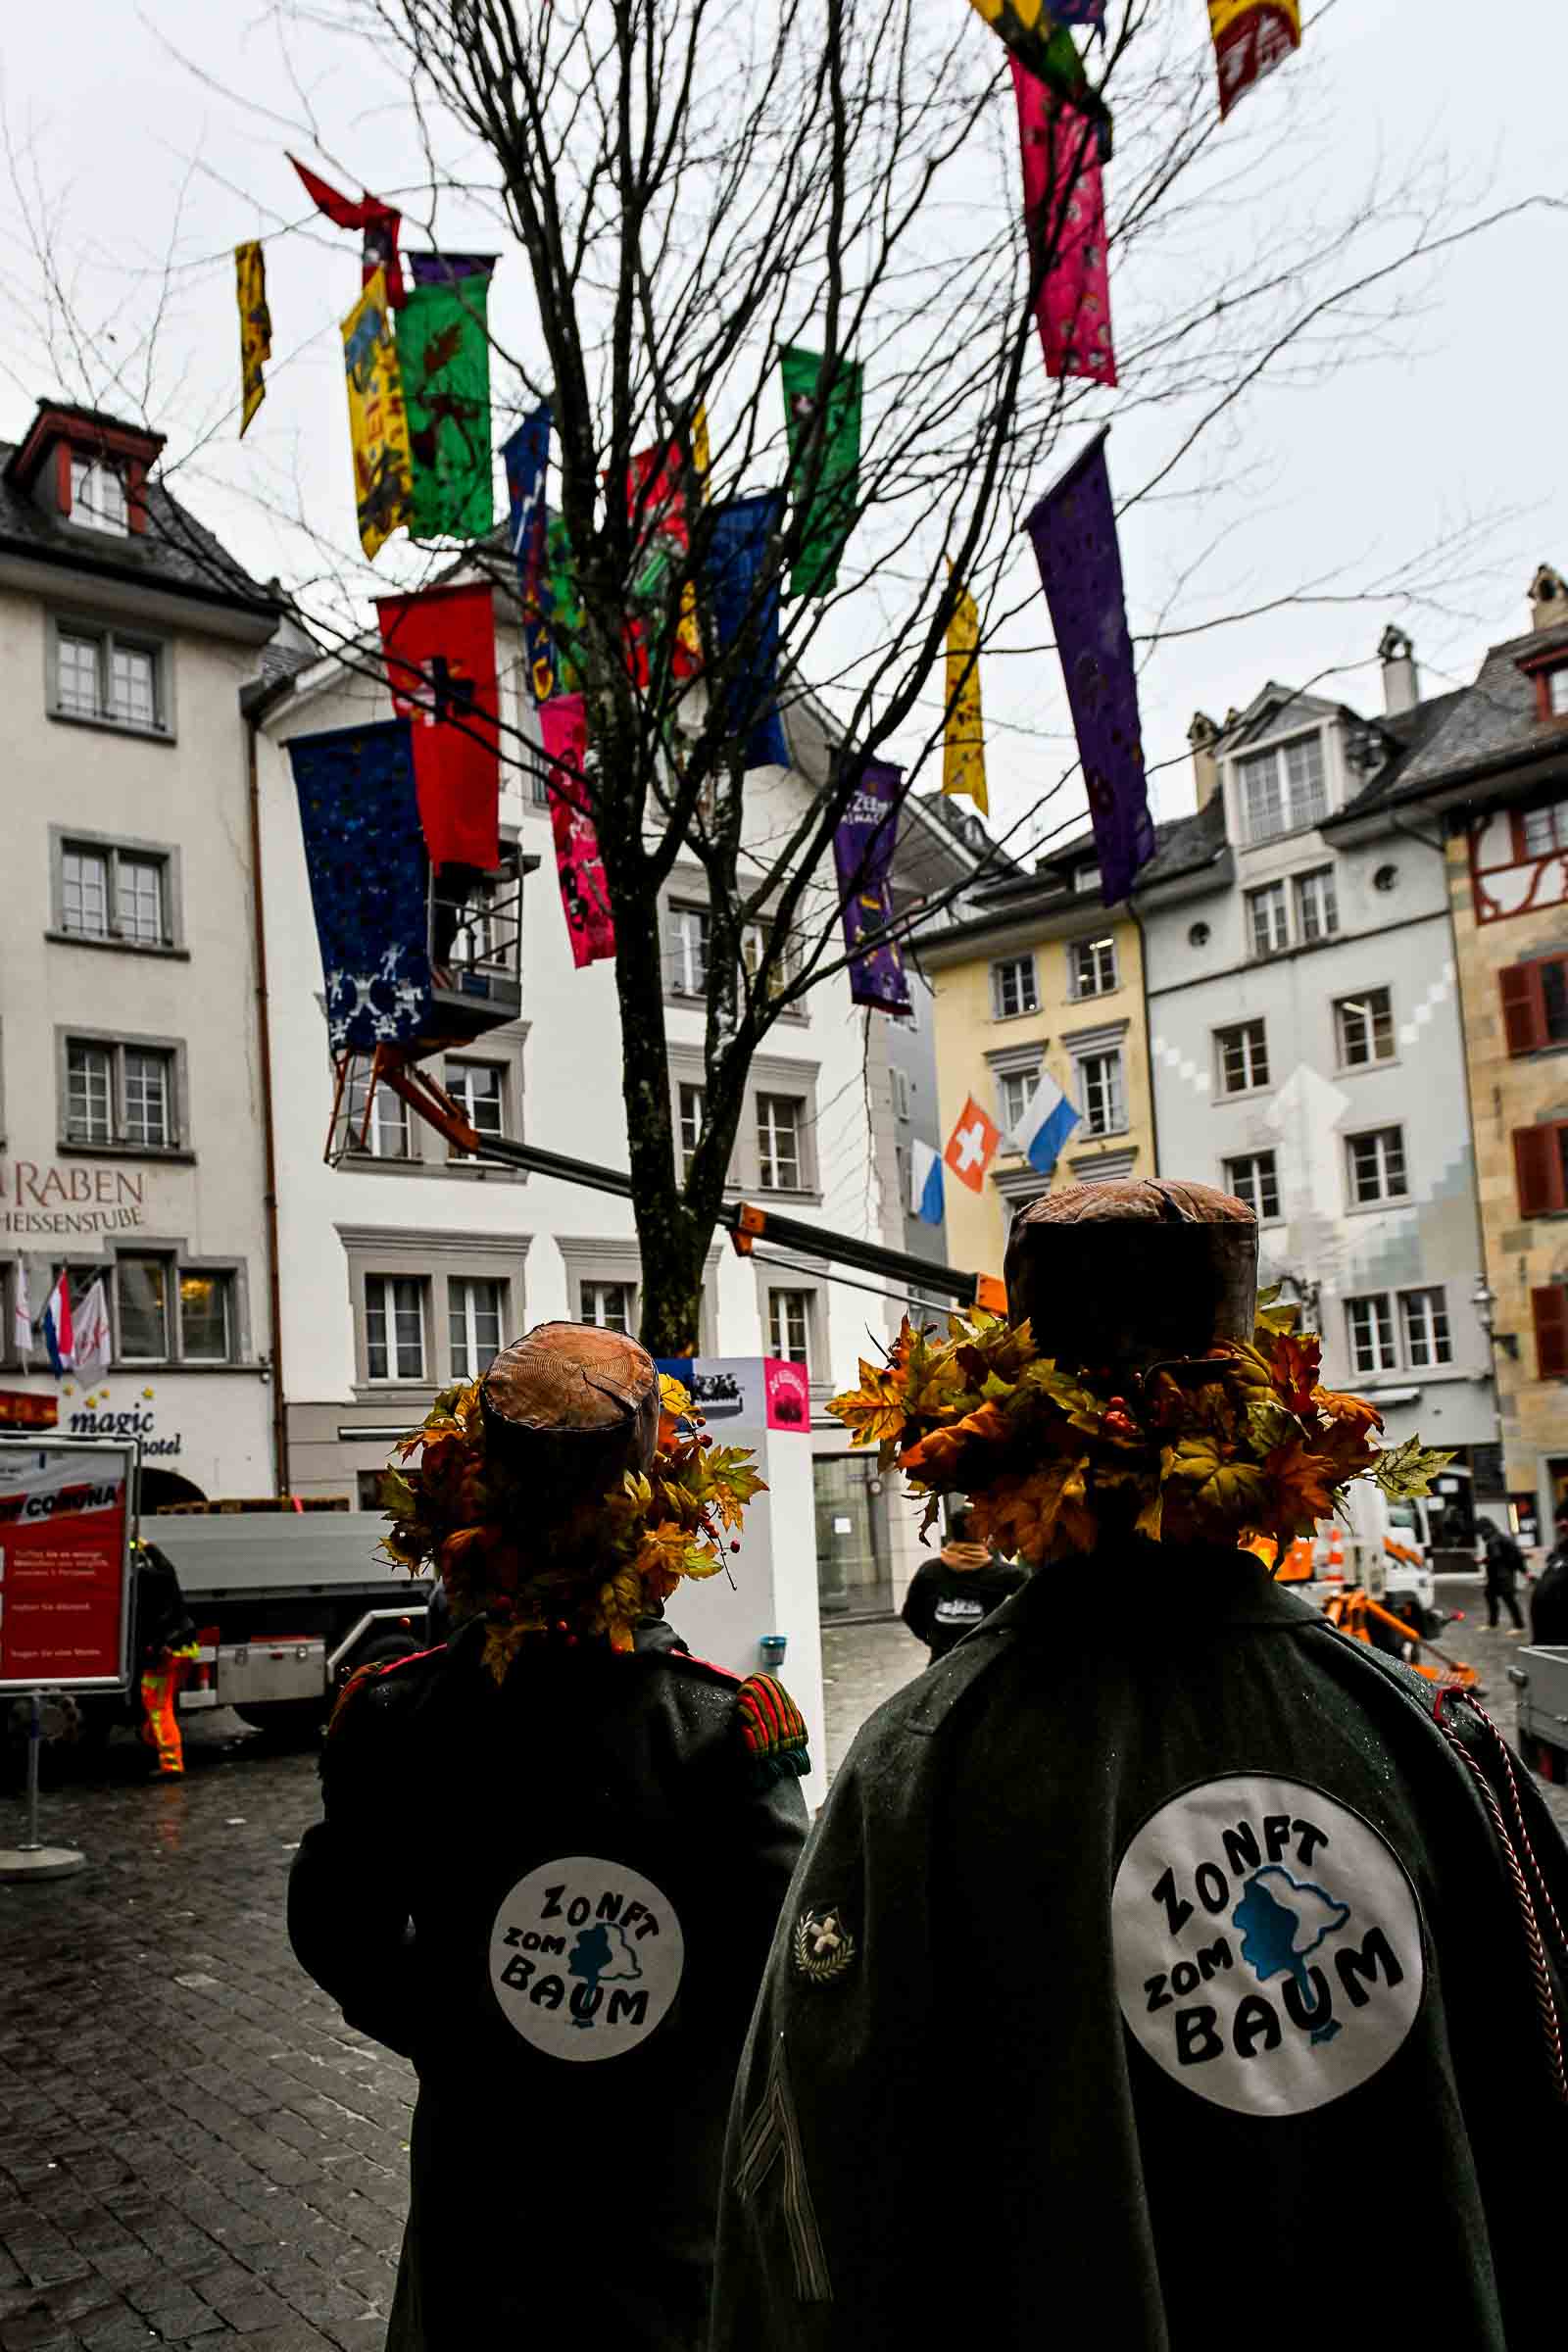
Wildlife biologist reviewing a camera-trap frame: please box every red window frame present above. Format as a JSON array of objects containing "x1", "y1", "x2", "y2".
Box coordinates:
[
  {"x1": 1513, "y1": 1121, "x2": 1568, "y2": 1217},
  {"x1": 1533, "y1": 1286, "x2": 1568, "y2": 1380},
  {"x1": 1498, "y1": 957, "x2": 1568, "y2": 1054}
]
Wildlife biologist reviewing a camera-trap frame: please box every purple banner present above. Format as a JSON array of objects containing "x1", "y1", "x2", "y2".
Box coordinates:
[
  {"x1": 832, "y1": 760, "x2": 912, "y2": 1014},
  {"x1": 1054, "y1": 1, "x2": 1106, "y2": 22},
  {"x1": 1026, "y1": 432, "x2": 1154, "y2": 907},
  {"x1": 407, "y1": 252, "x2": 498, "y2": 286}
]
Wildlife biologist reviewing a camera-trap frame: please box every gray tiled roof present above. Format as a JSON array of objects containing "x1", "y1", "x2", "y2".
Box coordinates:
[
  {"x1": 0, "y1": 439, "x2": 277, "y2": 617},
  {"x1": 1133, "y1": 795, "x2": 1229, "y2": 887},
  {"x1": 1334, "y1": 628, "x2": 1568, "y2": 813}
]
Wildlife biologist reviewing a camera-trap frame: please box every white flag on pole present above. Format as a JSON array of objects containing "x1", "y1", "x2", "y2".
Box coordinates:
[
  {"x1": 11, "y1": 1258, "x2": 31, "y2": 1370},
  {"x1": 74, "y1": 1278, "x2": 113, "y2": 1379}
]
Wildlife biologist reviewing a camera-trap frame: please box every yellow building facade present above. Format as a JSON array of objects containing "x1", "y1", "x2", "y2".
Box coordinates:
[{"x1": 922, "y1": 849, "x2": 1157, "y2": 1286}]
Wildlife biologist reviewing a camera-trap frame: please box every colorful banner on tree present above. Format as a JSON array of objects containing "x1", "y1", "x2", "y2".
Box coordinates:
[
  {"x1": 1208, "y1": 1, "x2": 1300, "y2": 119},
  {"x1": 546, "y1": 514, "x2": 583, "y2": 695},
  {"x1": 832, "y1": 760, "x2": 912, "y2": 1015},
  {"x1": 541, "y1": 695, "x2": 615, "y2": 969},
  {"x1": 287, "y1": 718, "x2": 433, "y2": 1051},
  {"x1": 1026, "y1": 429, "x2": 1154, "y2": 907},
  {"x1": 289, "y1": 155, "x2": 405, "y2": 305},
  {"x1": 967, "y1": 7, "x2": 1112, "y2": 152},
  {"x1": 779, "y1": 346, "x2": 862, "y2": 600},
  {"x1": 943, "y1": 567, "x2": 988, "y2": 816},
  {"x1": 628, "y1": 413, "x2": 709, "y2": 680},
  {"x1": 235, "y1": 241, "x2": 271, "y2": 438},
  {"x1": 502, "y1": 402, "x2": 557, "y2": 705},
  {"x1": 397, "y1": 253, "x2": 497, "y2": 540},
  {"x1": 341, "y1": 268, "x2": 414, "y2": 559},
  {"x1": 1012, "y1": 63, "x2": 1116, "y2": 387},
  {"x1": 707, "y1": 492, "x2": 789, "y2": 770},
  {"x1": 375, "y1": 581, "x2": 502, "y2": 872}
]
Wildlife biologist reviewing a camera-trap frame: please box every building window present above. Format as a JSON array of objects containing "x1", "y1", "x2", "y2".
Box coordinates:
[
  {"x1": 1224, "y1": 1151, "x2": 1280, "y2": 1223},
  {"x1": 1336, "y1": 988, "x2": 1396, "y2": 1068},
  {"x1": 366, "y1": 1275, "x2": 427, "y2": 1382},
  {"x1": 1512, "y1": 1121, "x2": 1568, "y2": 1218},
  {"x1": 1070, "y1": 935, "x2": 1117, "y2": 998},
  {"x1": 53, "y1": 623, "x2": 166, "y2": 733},
  {"x1": 1347, "y1": 1294, "x2": 1397, "y2": 1375},
  {"x1": 768, "y1": 1289, "x2": 811, "y2": 1368},
  {"x1": 1347, "y1": 1126, "x2": 1407, "y2": 1205},
  {"x1": 742, "y1": 919, "x2": 800, "y2": 1004},
  {"x1": 999, "y1": 1063, "x2": 1042, "y2": 1140},
  {"x1": 757, "y1": 1095, "x2": 803, "y2": 1190},
  {"x1": 178, "y1": 1271, "x2": 233, "y2": 1364},
  {"x1": 580, "y1": 1280, "x2": 633, "y2": 1334},
  {"x1": 116, "y1": 1257, "x2": 171, "y2": 1362},
  {"x1": 445, "y1": 1059, "x2": 506, "y2": 1159},
  {"x1": 1238, "y1": 734, "x2": 1328, "y2": 844},
  {"x1": 357, "y1": 1470, "x2": 388, "y2": 1511},
  {"x1": 64, "y1": 1038, "x2": 177, "y2": 1152},
  {"x1": 531, "y1": 764, "x2": 550, "y2": 808},
  {"x1": 1073, "y1": 862, "x2": 1099, "y2": 894},
  {"x1": 669, "y1": 904, "x2": 710, "y2": 996},
  {"x1": 449, "y1": 1276, "x2": 504, "y2": 1377},
  {"x1": 346, "y1": 1070, "x2": 413, "y2": 1160},
  {"x1": 1550, "y1": 669, "x2": 1568, "y2": 718},
  {"x1": 1247, "y1": 882, "x2": 1289, "y2": 958},
  {"x1": 70, "y1": 456, "x2": 128, "y2": 534},
  {"x1": 1216, "y1": 1019, "x2": 1269, "y2": 1096},
  {"x1": 1294, "y1": 867, "x2": 1339, "y2": 945},
  {"x1": 891, "y1": 1067, "x2": 911, "y2": 1121},
  {"x1": 1522, "y1": 800, "x2": 1568, "y2": 859},
  {"x1": 678, "y1": 1082, "x2": 706, "y2": 1179},
  {"x1": 1399, "y1": 1287, "x2": 1452, "y2": 1369},
  {"x1": 991, "y1": 955, "x2": 1039, "y2": 1019},
  {"x1": 1499, "y1": 957, "x2": 1568, "y2": 1054},
  {"x1": 1076, "y1": 1049, "x2": 1126, "y2": 1138},
  {"x1": 1533, "y1": 1286, "x2": 1568, "y2": 1380}
]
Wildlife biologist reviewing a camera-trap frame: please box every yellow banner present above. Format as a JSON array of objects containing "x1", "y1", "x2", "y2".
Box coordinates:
[
  {"x1": 943, "y1": 572, "x2": 988, "y2": 817},
  {"x1": 341, "y1": 268, "x2": 414, "y2": 560},
  {"x1": 235, "y1": 242, "x2": 271, "y2": 440}
]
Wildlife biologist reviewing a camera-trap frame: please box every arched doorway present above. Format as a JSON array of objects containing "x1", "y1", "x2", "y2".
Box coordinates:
[{"x1": 139, "y1": 1467, "x2": 208, "y2": 1515}]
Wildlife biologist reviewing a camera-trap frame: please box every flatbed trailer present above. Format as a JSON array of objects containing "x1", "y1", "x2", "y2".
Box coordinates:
[{"x1": 1508, "y1": 1645, "x2": 1568, "y2": 1784}]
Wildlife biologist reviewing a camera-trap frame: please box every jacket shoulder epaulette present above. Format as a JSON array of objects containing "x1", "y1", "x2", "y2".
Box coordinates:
[
  {"x1": 733, "y1": 1670, "x2": 811, "y2": 1788},
  {"x1": 326, "y1": 1642, "x2": 446, "y2": 1738}
]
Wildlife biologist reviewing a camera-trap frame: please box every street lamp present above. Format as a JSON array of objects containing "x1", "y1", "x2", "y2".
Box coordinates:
[
  {"x1": 1470, "y1": 1275, "x2": 1494, "y2": 1335},
  {"x1": 1273, "y1": 1270, "x2": 1321, "y2": 1327}
]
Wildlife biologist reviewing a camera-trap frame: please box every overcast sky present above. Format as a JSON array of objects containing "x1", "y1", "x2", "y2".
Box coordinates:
[{"x1": 1, "y1": 0, "x2": 1564, "y2": 854}]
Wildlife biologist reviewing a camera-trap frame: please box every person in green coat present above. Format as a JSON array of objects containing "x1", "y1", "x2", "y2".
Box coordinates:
[{"x1": 711, "y1": 1180, "x2": 1568, "y2": 2350}]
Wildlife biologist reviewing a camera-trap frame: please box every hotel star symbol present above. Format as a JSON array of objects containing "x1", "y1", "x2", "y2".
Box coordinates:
[{"x1": 944, "y1": 1096, "x2": 1002, "y2": 1194}]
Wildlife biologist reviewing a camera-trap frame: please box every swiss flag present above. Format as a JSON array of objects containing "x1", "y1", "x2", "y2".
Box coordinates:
[
  {"x1": 944, "y1": 1095, "x2": 1002, "y2": 1194},
  {"x1": 376, "y1": 582, "x2": 501, "y2": 871}
]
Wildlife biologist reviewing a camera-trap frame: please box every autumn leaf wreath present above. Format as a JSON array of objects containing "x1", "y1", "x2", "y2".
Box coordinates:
[{"x1": 830, "y1": 1292, "x2": 1450, "y2": 1566}]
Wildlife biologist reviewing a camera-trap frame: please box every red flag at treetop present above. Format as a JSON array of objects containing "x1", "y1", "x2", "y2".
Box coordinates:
[
  {"x1": 290, "y1": 154, "x2": 406, "y2": 306},
  {"x1": 541, "y1": 696, "x2": 616, "y2": 969},
  {"x1": 374, "y1": 581, "x2": 501, "y2": 870},
  {"x1": 1011, "y1": 63, "x2": 1116, "y2": 387}
]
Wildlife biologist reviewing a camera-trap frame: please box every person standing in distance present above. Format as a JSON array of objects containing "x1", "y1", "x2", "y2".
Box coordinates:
[
  {"x1": 288, "y1": 1325, "x2": 808, "y2": 2350},
  {"x1": 900, "y1": 1506, "x2": 1026, "y2": 1663},
  {"x1": 1477, "y1": 1514, "x2": 1528, "y2": 1635}
]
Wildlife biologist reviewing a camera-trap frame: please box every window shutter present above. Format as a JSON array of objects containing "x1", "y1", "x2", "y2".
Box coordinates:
[
  {"x1": 1515, "y1": 1125, "x2": 1566, "y2": 1216},
  {"x1": 1499, "y1": 964, "x2": 1544, "y2": 1055},
  {"x1": 1534, "y1": 1287, "x2": 1568, "y2": 1380}
]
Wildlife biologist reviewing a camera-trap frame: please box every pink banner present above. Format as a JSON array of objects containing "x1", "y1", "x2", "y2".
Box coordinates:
[
  {"x1": 540, "y1": 695, "x2": 615, "y2": 969},
  {"x1": 1011, "y1": 61, "x2": 1116, "y2": 389}
]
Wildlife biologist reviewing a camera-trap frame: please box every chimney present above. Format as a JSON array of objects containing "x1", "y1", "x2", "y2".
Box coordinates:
[
  {"x1": 1188, "y1": 710, "x2": 1220, "y2": 810},
  {"x1": 1530, "y1": 564, "x2": 1568, "y2": 634},
  {"x1": 1378, "y1": 624, "x2": 1419, "y2": 716}
]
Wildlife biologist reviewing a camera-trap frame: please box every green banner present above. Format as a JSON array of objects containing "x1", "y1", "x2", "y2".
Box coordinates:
[
  {"x1": 546, "y1": 514, "x2": 582, "y2": 693},
  {"x1": 396, "y1": 262, "x2": 495, "y2": 539},
  {"x1": 779, "y1": 345, "x2": 862, "y2": 600}
]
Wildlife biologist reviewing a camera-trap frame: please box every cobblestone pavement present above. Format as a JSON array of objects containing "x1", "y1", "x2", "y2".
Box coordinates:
[{"x1": 1, "y1": 1596, "x2": 1563, "y2": 2349}]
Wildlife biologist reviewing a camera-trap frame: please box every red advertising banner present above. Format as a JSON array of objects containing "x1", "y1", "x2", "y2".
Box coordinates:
[{"x1": 0, "y1": 1442, "x2": 132, "y2": 1690}]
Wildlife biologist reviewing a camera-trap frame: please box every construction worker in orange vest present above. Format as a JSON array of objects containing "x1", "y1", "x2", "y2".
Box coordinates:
[{"x1": 130, "y1": 1540, "x2": 199, "y2": 1777}]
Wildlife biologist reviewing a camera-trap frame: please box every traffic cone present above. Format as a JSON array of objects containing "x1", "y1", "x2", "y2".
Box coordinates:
[{"x1": 1323, "y1": 1526, "x2": 1346, "y2": 1586}]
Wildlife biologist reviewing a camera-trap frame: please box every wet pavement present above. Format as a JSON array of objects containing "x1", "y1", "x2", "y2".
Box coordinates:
[{"x1": 0, "y1": 1593, "x2": 1563, "y2": 2347}]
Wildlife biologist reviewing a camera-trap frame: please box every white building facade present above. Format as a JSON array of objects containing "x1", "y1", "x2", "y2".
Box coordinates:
[
  {"x1": 0, "y1": 401, "x2": 282, "y2": 1501},
  {"x1": 1142, "y1": 662, "x2": 1499, "y2": 1531},
  {"x1": 253, "y1": 599, "x2": 968, "y2": 1616}
]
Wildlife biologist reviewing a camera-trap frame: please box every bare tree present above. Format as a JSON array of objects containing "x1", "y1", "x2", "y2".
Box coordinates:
[{"x1": 9, "y1": 2, "x2": 1539, "y2": 1351}]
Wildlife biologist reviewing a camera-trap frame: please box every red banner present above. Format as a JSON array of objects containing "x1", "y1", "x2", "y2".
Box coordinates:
[
  {"x1": 376, "y1": 581, "x2": 502, "y2": 871},
  {"x1": 0, "y1": 1444, "x2": 131, "y2": 1690},
  {"x1": 1012, "y1": 63, "x2": 1117, "y2": 388},
  {"x1": 541, "y1": 696, "x2": 616, "y2": 969},
  {"x1": 627, "y1": 440, "x2": 703, "y2": 681}
]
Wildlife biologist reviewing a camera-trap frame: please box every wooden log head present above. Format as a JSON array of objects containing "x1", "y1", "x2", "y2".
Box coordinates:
[
  {"x1": 1004, "y1": 1179, "x2": 1258, "y2": 1381},
  {"x1": 479, "y1": 1321, "x2": 661, "y2": 1504}
]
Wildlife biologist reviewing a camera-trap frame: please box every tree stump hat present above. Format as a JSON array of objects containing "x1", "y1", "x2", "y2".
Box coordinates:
[
  {"x1": 1004, "y1": 1177, "x2": 1259, "y2": 1381},
  {"x1": 480, "y1": 1320, "x2": 661, "y2": 1503}
]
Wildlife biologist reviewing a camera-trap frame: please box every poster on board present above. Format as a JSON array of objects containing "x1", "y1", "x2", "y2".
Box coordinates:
[
  {"x1": 0, "y1": 1439, "x2": 134, "y2": 1692},
  {"x1": 654, "y1": 1357, "x2": 812, "y2": 1435}
]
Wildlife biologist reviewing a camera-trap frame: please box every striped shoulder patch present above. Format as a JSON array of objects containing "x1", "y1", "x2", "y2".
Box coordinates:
[
  {"x1": 736, "y1": 1672, "x2": 811, "y2": 1788},
  {"x1": 326, "y1": 1642, "x2": 443, "y2": 1736}
]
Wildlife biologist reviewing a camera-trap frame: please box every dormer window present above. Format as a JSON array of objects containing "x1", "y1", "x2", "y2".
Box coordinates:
[
  {"x1": 70, "y1": 455, "x2": 128, "y2": 535},
  {"x1": 1237, "y1": 734, "x2": 1327, "y2": 844},
  {"x1": 1546, "y1": 666, "x2": 1568, "y2": 719}
]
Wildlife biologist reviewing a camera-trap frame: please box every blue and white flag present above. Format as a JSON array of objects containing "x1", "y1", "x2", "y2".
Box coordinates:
[
  {"x1": 40, "y1": 1271, "x2": 74, "y2": 1378},
  {"x1": 909, "y1": 1138, "x2": 945, "y2": 1224},
  {"x1": 1013, "y1": 1068, "x2": 1080, "y2": 1179}
]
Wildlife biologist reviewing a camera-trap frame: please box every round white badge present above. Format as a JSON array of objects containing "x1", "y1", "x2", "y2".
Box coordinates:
[
  {"x1": 489, "y1": 1857, "x2": 685, "y2": 2063},
  {"x1": 1112, "y1": 1776, "x2": 1425, "y2": 2117}
]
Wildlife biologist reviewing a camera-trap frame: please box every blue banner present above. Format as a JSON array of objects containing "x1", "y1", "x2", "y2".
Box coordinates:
[
  {"x1": 705, "y1": 491, "x2": 789, "y2": 771},
  {"x1": 287, "y1": 718, "x2": 433, "y2": 1053},
  {"x1": 501, "y1": 401, "x2": 556, "y2": 705}
]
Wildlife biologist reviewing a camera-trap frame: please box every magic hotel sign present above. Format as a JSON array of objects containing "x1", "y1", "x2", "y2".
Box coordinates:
[{"x1": 0, "y1": 1159, "x2": 147, "y2": 1239}]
